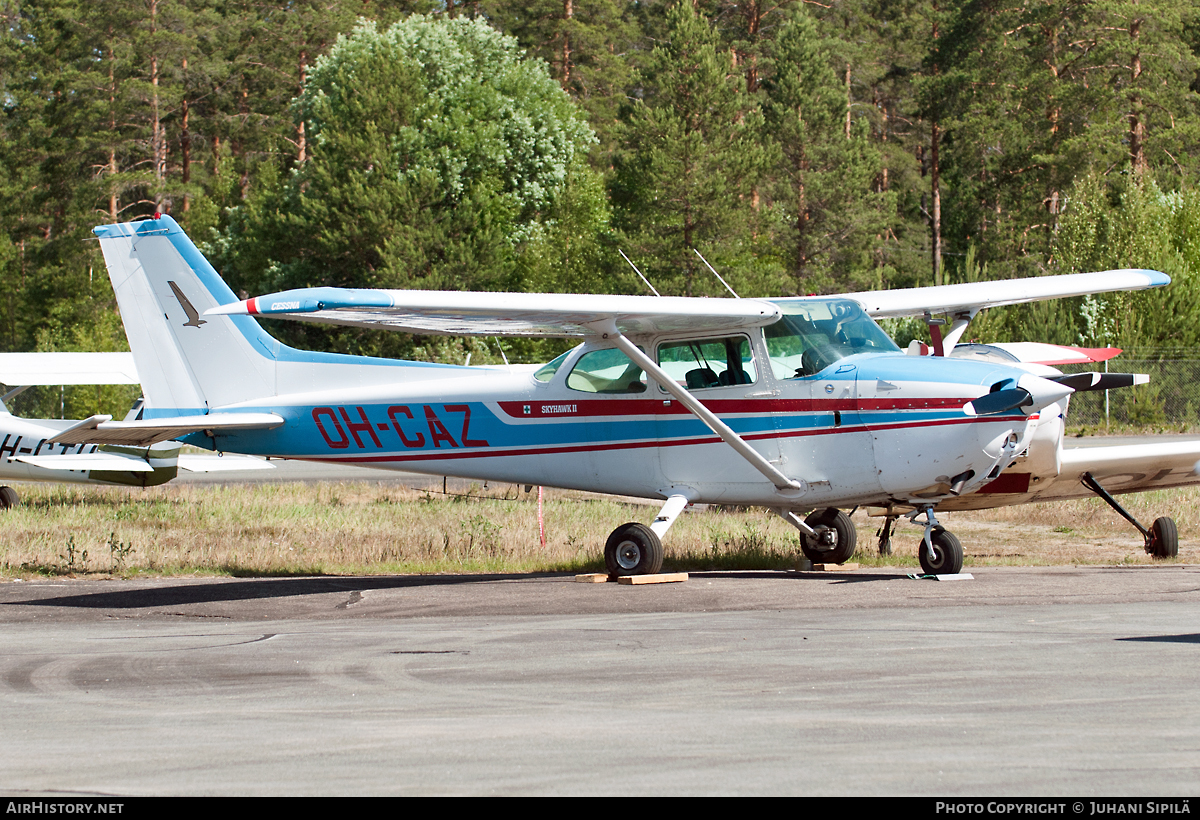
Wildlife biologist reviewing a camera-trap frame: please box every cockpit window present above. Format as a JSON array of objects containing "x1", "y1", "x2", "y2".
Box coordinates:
[
  {"x1": 764, "y1": 298, "x2": 899, "y2": 378},
  {"x1": 657, "y1": 336, "x2": 757, "y2": 390},
  {"x1": 566, "y1": 347, "x2": 648, "y2": 394}
]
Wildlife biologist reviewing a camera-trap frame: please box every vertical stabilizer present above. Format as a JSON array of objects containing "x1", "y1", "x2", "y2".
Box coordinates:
[{"x1": 94, "y1": 216, "x2": 280, "y2": 413}]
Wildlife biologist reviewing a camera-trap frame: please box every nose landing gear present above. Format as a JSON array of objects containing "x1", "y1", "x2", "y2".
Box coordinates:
[{"x1": 908, "y1": 506, "x2": 964, "y2": 575}]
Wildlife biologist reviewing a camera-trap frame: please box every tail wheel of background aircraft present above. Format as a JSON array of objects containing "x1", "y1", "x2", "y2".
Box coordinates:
[
  {"x1": 800, "y1": 508, "x2": 857, "y2": 565},
  {"x1": 919, "y1": 527, "x2": 963, "y2": 575},
  {"x1": 605, "y1": 523, "x2": 664, "y2": 577},
  {"x1": 0, "y1": 486, "x2": 18, "y2": 510},
  {"x1": 1148, "y1": 517, "x2": 1179, "y2": 559}
]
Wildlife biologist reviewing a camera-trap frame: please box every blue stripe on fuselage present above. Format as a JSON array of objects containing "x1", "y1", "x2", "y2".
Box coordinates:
[{"x1": 193, "y1": 396, "x2": 993, "y2": 462}]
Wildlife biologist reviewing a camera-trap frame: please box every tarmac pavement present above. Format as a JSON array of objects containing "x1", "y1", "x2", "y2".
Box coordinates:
[{"x1": 1, "y1": 565, "x2": 1198, "y2": 796}]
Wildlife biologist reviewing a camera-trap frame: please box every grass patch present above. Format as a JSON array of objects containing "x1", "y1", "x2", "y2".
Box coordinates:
[{"x1": 0, "y1": 480, "x2": 1192, "y2": 579}]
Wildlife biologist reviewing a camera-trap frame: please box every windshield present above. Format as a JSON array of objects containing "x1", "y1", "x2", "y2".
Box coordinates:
[
  {"x1": 764, "y1": 298, "x2": 899, "y2": 378},
  {"x1": 534, "y1": 348, "x2": 574, "y2": 382}
]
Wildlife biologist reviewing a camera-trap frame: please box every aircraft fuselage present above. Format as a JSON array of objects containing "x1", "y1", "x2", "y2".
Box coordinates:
[{"x1": 196, "y1": 329, "x2": 1046, "y2": 510}]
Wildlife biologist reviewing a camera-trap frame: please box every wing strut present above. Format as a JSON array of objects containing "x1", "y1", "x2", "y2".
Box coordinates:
[{"x1": 587, "y1": 319, "x2": 806, "y2": 499}]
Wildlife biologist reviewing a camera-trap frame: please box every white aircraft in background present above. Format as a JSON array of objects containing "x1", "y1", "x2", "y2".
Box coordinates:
[
  {"x1": 0, "y1": 351, "x2": 272, "y2": 507},
  {"x1": 78, "y1": 214, "x2": 1197, "y2": 575}
]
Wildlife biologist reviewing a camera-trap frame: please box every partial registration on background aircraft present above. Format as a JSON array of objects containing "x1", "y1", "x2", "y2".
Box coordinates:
[{"x1": 0, "y1": 351, "x2": 272, "y2": 507}]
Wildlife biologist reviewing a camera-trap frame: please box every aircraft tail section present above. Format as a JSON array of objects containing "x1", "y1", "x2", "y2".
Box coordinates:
[
  {"x1": 94, "y1": 216, "x2": 279, "y2": 413},
  {"x1": 95, "y1": 216, "x2": 468, "y2": 417}
]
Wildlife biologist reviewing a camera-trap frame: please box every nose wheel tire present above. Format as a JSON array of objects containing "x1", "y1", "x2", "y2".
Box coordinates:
[
  {"x1": 605, "y1": 523, "x2": 664, "y2": 576},
  {"x1": 799, "y1": 508, "x2": 857, "y2": 565},
  {"x1": 919, "y1": 527, "x2": 963, "y2": 575}
]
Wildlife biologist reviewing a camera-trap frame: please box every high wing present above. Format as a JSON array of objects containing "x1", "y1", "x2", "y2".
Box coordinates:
[
  {"x1": 206, "y1": 269, "x2": 1168, "y2": 338},
  {"x1": 48, "y1": 412, "x2": 286, "y2": 447},
  {"x1": 207, "y1": 288, "x2": 782, "y2": 338},
  {"x1": 830, "y1": 269, "x2": 1170, "y2": 319},
  {"x1": 0, "y1": 352, "x2": 139, "y2": 385}
]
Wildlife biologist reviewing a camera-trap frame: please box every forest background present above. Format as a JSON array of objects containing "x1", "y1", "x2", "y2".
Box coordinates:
[{"x1": 3, "y1": 0, "x2": 1200, "y2": 422}]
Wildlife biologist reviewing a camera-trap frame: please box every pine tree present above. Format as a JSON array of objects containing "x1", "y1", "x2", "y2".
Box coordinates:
[
  {"x1": 611, "y1": 2, "x2": 776, "y2": 297},
  {"x1": 762, "y1": 8, "x2": 892, "y2": 294}
]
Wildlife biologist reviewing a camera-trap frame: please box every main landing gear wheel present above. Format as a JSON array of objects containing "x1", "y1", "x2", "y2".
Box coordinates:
[
  {"x1": 919, "y1": 527, "x2": 963, "y2": 575},
  {"x1": 1148, "y1": 517, "x2": 1179, "y2": 559},
  {"x1": 800, "y1": 508, "x2": 857, "y2": 565},
  {"x1": 0, "y1": 486, "x2": 19, "y2": 509},
  {"x1": 605, "y1": 522, "x2": 664, "y2": 577}
]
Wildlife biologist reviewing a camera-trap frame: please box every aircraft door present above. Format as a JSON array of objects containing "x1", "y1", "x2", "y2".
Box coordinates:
[
  {"x1": 769, "y1": 363, "x2": 883, "y2": 504},
  {"x1": 551, "y1": 343, "x2": 662, "y2": 497},
  {"x1": 761, "y1": 308, "x2": 883, "y2": 504},
  {"x1": 653, "y1": 334, "x2": 782, "y2": 502}
]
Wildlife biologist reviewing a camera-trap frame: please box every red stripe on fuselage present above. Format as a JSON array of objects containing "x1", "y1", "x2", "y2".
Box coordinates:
[{"x1": 497, "y1": 396, "x2": 971, "y2": 418}]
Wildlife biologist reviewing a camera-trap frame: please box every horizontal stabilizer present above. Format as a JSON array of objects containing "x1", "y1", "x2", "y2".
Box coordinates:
[
  {"x1": 11, "y1": 451, "x2": 157, "y2": 472},
  {"x1": 49, "y1": 412, "x2": 285, "y2": 446},
  {"x1": 0, "y1": 352, "x2": 139, "y2": 386},
  {"x1": 178, "y1": 454, "x2": 275, "y2": 472}
]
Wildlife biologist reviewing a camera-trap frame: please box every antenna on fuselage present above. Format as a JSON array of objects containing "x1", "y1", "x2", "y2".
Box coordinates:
[
  {"x1": 693, "y1": 249, "x2": 740, "y2": 298},
  {"x1": 493, "y1": 337, "x2": 511, "y2": 371},
  {"x1": 618, "y1": 250, "x2": 661, "y2": 297}
]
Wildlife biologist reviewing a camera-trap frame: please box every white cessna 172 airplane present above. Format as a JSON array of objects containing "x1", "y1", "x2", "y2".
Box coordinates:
[
  {"x1": 0, "y1": 351, "x2": 272, "y2": 507},
  {"x1": 75, "y1": 214, "x2": 1198, "y2": 575}
]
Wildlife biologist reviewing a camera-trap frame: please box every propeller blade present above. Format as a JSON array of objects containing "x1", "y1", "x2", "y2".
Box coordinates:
[
  {"x1": 964, "y1": 388, "x2": 1032, "y2": 417},
  {"x1": 1050, "y1": 372, "x2": 1101, "y2": 391},
  {"x1": 1049, "y1": 372, "x2": 1148, "y2": 392}
]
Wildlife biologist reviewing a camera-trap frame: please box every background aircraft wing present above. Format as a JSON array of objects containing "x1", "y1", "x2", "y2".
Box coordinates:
[
  {"x1": 940, "y1": 437, "x2": 1200, "y2": 511},
  {"x1": 0, "y1": 352, "x2": 139, "y2": 385},
  {"x1": 826, "y1": 269, "x2": 1169, "y2": 318},
  {"x1": 986, "y1": 343, "x2": 1123, "y2": 365},
  {"x1": 206, "y1": 288, "x2": 782, "y2": 337}
]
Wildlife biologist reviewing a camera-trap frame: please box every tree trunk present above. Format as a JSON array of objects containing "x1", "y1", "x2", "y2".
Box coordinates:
[{"x1": 1128, "y1": 9, "x2": 1146, "y2": 177}]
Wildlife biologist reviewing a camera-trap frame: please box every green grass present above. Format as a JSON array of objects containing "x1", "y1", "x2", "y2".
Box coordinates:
[{"x1": 0, "y1": 479, "x2": 1191, "y2": 579}]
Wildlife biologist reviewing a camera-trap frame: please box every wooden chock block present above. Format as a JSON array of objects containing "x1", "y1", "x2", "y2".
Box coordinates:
[{"x1": 616, "y1": 572, "x2": 689, "y2": 585}]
